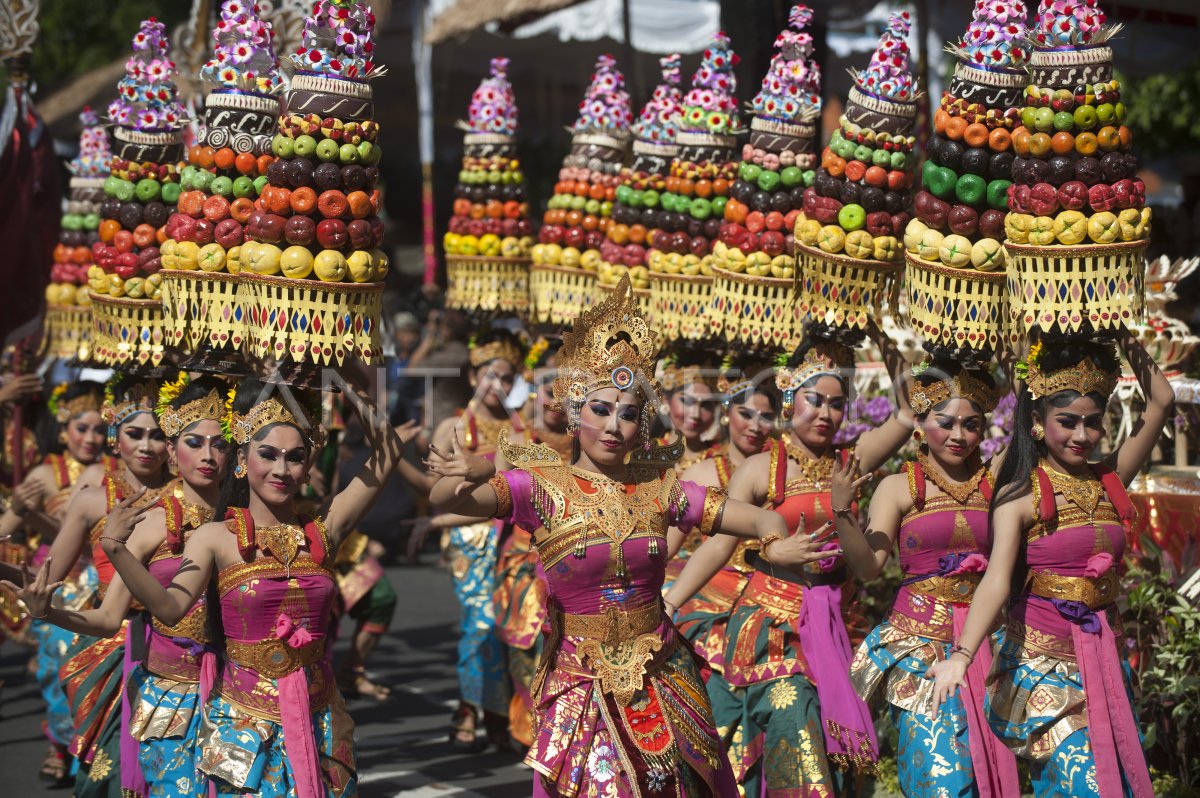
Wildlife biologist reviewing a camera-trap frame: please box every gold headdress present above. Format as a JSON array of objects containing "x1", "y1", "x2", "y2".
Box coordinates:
[
  {"x1": 48, "y1": 383, "x2": 102, "y2": 424},
  {"x1": 1020, "y1": 340, "x2": 1118, "y2": 400},
  {"x1": 227, "y1": 390, "x2": 326, "y2": 449},
  {"x1": 155, "y1": 374, "x2": 227, "y2": 439},
  {"x1": 775, "y1": 339, "x2": 854, "y2": 420},
  {"x1": 717, "y1": 357, "x2": 775, "y2": 406},
  {"x1": 657, "y1": 358, "x2": 717, "y2": 393},
  {"x1": 909, "y1": 369, "x2": 999, "y2": 414},
  {"x1": 101, "y1": 376, "x2": 156, "y2": 428},
  {"x1": 469, "y1": 336, "x2": 525, "y2": 369},
  {"x1": 552, "y1": 275, "x2": 661, "y2": 415}
]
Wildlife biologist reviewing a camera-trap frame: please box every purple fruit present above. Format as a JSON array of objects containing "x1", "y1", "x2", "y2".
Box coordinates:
[
  {"x1": 314, "y1": 162, "x2": 343, "y2": 191},
  {"x1": 1074, "y1": 156, "x2": 1102, "y2": 186},
  {"x1": 860, "y1": 186, "x2": 886, "y2": 213},
  {"x1": 118, "y1": 202, "x2": 143, "y2": 229},
  {"x1": 1047, "y1": 155, "x2": 1075, "y2": 186},
  {"x1": 341, "y1": 165, "x2": 366, "y2": 191}
]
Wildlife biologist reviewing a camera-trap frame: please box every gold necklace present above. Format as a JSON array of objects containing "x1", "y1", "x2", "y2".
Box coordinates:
[
  {"x1": 1041, "y1": 461, "x2": 1102, "y2": 520},
  {"x1": 256, "y1": 522, "x2": 306, "y2": 571},
  {"x1": 918, "y1": 453, "x2": 985, "y2": 505},
  {"x1": 783, "y1": 437, "x2": 834, "y2": 489},
  {"x1": 463, "y1": 408, "x2": 509, "y2": 453}
]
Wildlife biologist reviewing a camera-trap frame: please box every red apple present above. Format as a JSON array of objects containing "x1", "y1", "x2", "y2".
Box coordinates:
[
  {"x1": 114, "y1": 252, "x2": 139, "y2": 279},
  {"x1": 865, "y1": 211, "x2": 893, "y2": 237},
  {"x1": 563, "y1": 227, "x2": 585, "y2": 248},
  {"x1": 215, "y1": 219, "x2": 245, "y2": 248},
  {"x1": 284, "y1": 216, "x2": 316, "y2": 246},
  {"x1": 623, "y1": 243, "x2": 646, "y2": 266},
  {"x1": 192, "y1": 218, "x2": 215, "y2": 246},
  {"x1": 761, "y1": 231, "x2": 786, "y2": 256},
  {"x1": 316, "y1": 219, "x2": 349, "y2": 249},
  {"x1": 346, "y1": 219, "x2": 373, "y2": 250},
  {"x1": 256, "y1": 213, "x2": 287, "y2": 244}
]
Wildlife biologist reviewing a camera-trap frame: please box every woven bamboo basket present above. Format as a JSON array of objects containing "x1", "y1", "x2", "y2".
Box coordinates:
[
  {"x1": 445, "y1": 255, "x2": 531, "y2": 315},
  {"x1": 796, "y1": 241, "x2": 902, "y2": 330},
  {"x1": 240, "y1": 274, "x2": 383, "y2": 366},
  {"x1": 650, "y1": 272, "x2": 714, "y2": 342},
  {"x1": 1005, "y1": 240, "x2": 1146, "y2": 335},
  {"x1": 904, "y1": 252, "x2": 1008, "y2": 353},
  {"x1": 528, "y1": 264, "x2": 596, "y2": 325},
  {"x1": 594, "y1": 280, "x2": 654, "y2": 324},
  {"x1": 160, "y1": 271, "x2": 247, "y2": 354},
  {"x1": 43, "y1": 304, "x2": 93, "y2": 361},
  {"x1": 710, "y1": 265, "x2": 803, "y2": 351},
  {"x1": 89, "y1": 293, "x2": 167, "y2": 367}
]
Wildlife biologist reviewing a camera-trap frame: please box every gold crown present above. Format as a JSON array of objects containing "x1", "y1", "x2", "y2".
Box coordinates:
[
  {"x1": 230, "y1": 396, "x2": 326, "y2": 449},
  {"x1": 1026, "y1": 354, "x2": 1118, "y2": 401},
  {"x1": 552, "y1": 275, "x2": 661, "y2": 407},
  {"x1": 102, "y1": 381, "x2": 156, "y2": 427},
  {"x1": 775, "y1": 340, "x2": 854, "y2": 396},
  {"x1": 910, "y1": 370, "x2": 999, "y2": 415},
  {"x1": 158, "y1": 389, "x2": 227, "y2": 438},
  {"x1": 469, "y1": 338, "x2": 525, "y2": 369},
  {"x1": 50, "y1": 384, "x2": 103, "y2": 424},
  {"x1": 658, "y1": 363, "x2": 716, "y2": 393},
  {"x1": 717, "y1": 359, "x2": 775, "y2": 404}
]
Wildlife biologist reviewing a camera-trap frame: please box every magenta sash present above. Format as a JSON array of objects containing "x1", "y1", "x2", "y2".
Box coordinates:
[
  {"x1": 796, "y1": 583, "x2": 878, "y2": 766},
  {"x1": 275, "y1": 613, "x2": 324, "y2": 798},
  {"x1": 121, "y1": 620, "x2": 149, "y2": 797},
  {"x1": 1072, "y1": 614, "x2": 1153, "y2": 798},
  {"x1": 952, "y1": 608, "x2": 1019, "y2": 797}
]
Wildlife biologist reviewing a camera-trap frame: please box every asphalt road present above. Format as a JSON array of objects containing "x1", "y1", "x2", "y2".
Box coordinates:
[{"x1": 0, "y1": 562, "x2": 530, "y2": 798}]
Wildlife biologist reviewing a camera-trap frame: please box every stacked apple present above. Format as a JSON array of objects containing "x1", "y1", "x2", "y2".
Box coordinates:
[
  {"x1": 532, "y1": 55, "x2": 632, "y2": 279},
  {"x1": 795, "y1": 12, "x2": 916, "y2": 262},
  {"x1": 88, "y1": 19, "x2": 187, "y2": 302},
  {"x1": 904, "y1": 0, "x2": 1027, "y2": 272},
  {"x1": 442, "y1": 153, "x2": 534, "y2": 259},
  {"x1": 647, "y1": 33, "x2": 743, "y2": 275},
  {"x1": 598, "y1": 55, "x2": 684, "y2": 284},
  {"x1": 717, "y1": 5, "x2": 821, "y2": 280}
]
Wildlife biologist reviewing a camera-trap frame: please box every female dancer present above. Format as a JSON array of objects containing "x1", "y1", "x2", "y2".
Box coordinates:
[
  {"x1": 96, "y1": 376, "x2": 410, "y2": 798},
  {"x1": 0, "y1": 381, "x2": 106, "y2": 785},
  {"x1": 836, "y1": 356, "x2": 1020, "y2": 796},
  {"x1": 927, "y1": 331, "x2": 1170, "y2": 797},
  {"x1": 6, "y1": 375, "x2": 230, "y2": 797},
  {"x1": 426, "y1": 277, "x2": 833, "y2": 797},
  {"x1": 494, "y1": 336, "x2": 569, "y2": 749},
  {"x1": 46, "y1": 375, "x2": 171, "y2": 797},
  {"x1": 659, "y1": 356, "x2": 721, "y2": 473},
  {"x1": 666, "y1": 325, "x2": 911, "y2": 796},
  {"x1": 429, "y1": 328, "x2": 526, "y2": 749},
  {"x1": 672, "y1": 362, "x2": 778, "y2": 668}
]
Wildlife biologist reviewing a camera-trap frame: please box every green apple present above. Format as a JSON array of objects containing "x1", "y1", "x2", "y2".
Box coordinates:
[
  {"x1": 114, "y1": 179, "x2": 135, "y2": 202},
  {"x1": 293, "y1": 135, "x2": 317, "y2": 157},
  {"x1": 780, "y1": 166, "x2": 803, "y2": 188},
  {"x1": 338, "y1": 142, "x2": 360, "y2": 164},
  {"x1": 1052, "y1": 111, "x2": 1074, "y2": 132},
  {"x1": 252, "y1": 176, "x2": 269, "y2": 196},
  {"x1": 1032, "y1": 107, "x2": 1055, "y2": 132},
  {"x1": 315, "y1": 138, "x2": 340, "y2": 162},
  {"x1": 615, "y1": 185, "x2": 632, "y2": 205},
  {"x1": 838, "y1": 203, "x2": 866, "y2": 231},
  {"x1": 1095, "y1": 103, "x2": 1115, "y2": 124},
  {"x1": 1073, "y1": 105, "x2": 1098, "y2": 130},
  {"x1": 232, "y1": 176, "x2": 255, "y2": 198},
  {"x1": 345, "y1": 249, "x2": 374, "y2": 282},
  {"x1": 249, "y1": 243, "x2": 283, "y2": 275},
  {"x1": 161, "y1": 182, "x2": 181, "y2": 205},
  {"x1": 486, "y1": 169, "x2": 502, "y2": 184},
  {"x1": 584, "y1": 199, "x2": 601, "y2": 215},
  {"x1": 570, "y1": 195, "x2": 587, "y2": 211},
  {"x1": 125, "y1": 277, "x2": 147, "y2": 298},
  {"x1": 83, "y1": 213, "x2": 100, "y2": 229},
  {"x1": 600, "y1": 200, "x2": 613, "y2": 216},
  {"x1": 103, "y1": 176, "x2": 121, "y2": 196},
  {"x1": 1020, "y1": 106, "x2": 1037, "y2": 130},
  {"x1": 280, "y1": 245, "x2": 315, "y2": 279},
  {"x1": 210, "y1": 176, "x2": 234, "y2": 197},
  {"x1": 872, "y1": 148, "x2": 891, "y2": 167},
  {"x1": 272, "y1": 135, "x2": 295, "y2": 158},
  {"x1": 357, "y1": 141, "x2": 381, "y2": 165},
  {"x1": 642, "y1": 189, "x2": 660, "y2": 208},
  {"x1": 689, "y1": 197, "x2": 712, "y2": 220},
  {"x1": 757, "y1": 169, "x2": 781, "y2": 192},
  {"x1": 197, "y1": 242, "x2": 226, "y2": 272},
  {"x1": 61, "y1": 214, "x2": 82, "y2": 231},
  {"x1": 313, "y1": 248, "x2": 347, "y2": 281},
  {"x1": 192, "y1": 170, "x2": 214, "y2": 192}
]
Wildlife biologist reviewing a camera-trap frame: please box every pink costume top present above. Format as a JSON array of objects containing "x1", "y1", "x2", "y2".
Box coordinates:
[
  {"x1": 1000, "y1": 463, "x2": 1151, "y2": 798},
  {"x1": 210, "y1": 510, "x2": 351, "y2": 798},
  {"x1": 492, "y1": 437, "x2": 735, "y2": 798}
]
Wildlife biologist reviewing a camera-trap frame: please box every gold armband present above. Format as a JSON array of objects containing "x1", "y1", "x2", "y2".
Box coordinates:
[
  {"x1": 700, "y1": 488, "x2": 728, "y2": 536},
  {"x1": 488, "y1": 472, "x2": 513, "y2": 519}
]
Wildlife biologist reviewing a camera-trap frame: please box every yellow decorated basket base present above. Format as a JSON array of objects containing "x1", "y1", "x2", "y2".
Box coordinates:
[
  {"x1": 89, "y1": 293, "x2": 167, "y2": 367},
  {"x1": 42, "y1": 304, "x2": 93, "y2": 362},
  {"x1": 160, "y1": 271, "x2": 247, "y2": 354},
  {"x1": 650, "y1": 272, "x2": 713, "y2": 342},
  {"x1": 1005, "y1": 239, "x2": 1146, "y2": 335},
  {"x1": 904, "y1": 252, "x2": 1007, "y2": 352},
  {"x1": 445, "y1": 255, "x2": 530, "y2": 315},
  {"x1": 241, "y1": 273, "x2": 383, "y2": 366},
  {"x1": 796, "y1": 241, "x2": 901, "y2": 331},
  {"x1": 710, "y1": 265, "x2": 802, "y2": 351},
  {"x1": 528, "y1": 264, "x2": 595, "y2": 326}
]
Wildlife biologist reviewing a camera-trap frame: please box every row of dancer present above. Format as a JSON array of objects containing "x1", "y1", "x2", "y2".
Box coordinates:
[
  {"x1": 1, "y1": 370, "x2": 413, "y2": 797},
  {"x1": 426, "y1": 275, "x2": 1170, "y2": 798}
]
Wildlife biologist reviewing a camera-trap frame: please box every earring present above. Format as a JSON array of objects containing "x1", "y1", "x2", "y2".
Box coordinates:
[
  {"x1": 720, "y1": 413, "x2": 729, "y2": 427},
  {"x1": 912, "y1": 428, "x2": 923, "y2": 443},
  {"x1": 233, "y1": 463, "x2": 247, "y2": 478},
  {"x1": 1031, "y1": 422, "x2": 1045, "y2": 441}
]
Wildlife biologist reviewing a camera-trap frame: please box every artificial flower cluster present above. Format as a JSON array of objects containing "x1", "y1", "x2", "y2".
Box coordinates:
[
  {"x1": 109, "y1": 18, "x2": 186, "y2": 130},
  {"x1": 200, "y1": 0, "x2": 284, "y2": 94}
]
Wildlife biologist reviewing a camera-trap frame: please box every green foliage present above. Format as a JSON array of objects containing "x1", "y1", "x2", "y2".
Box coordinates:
[
  {"x1": 1122, "y1": 543, "x2": 1200, "y2": 789},
  {"x1": 1119, "y1": 62, "x2": 1200, "y2": 159},
  {"x1": 2, "y1": 0, "x2": 189, "y2": 96}
]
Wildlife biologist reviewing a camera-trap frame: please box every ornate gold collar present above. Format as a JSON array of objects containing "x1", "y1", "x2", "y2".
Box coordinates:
[
  {"x1": 918, "y1": 453, "x2": 986, "y2": 506},
  {"x1": 1041, "y1": 461, "x2": 1102, "y2": 519}
]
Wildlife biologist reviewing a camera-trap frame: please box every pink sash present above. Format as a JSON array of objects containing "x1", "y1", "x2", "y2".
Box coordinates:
[
  {"x1": 952, "y1": 608, "x2": 1019, "y2": 797},
  {"x1": 275, "y1": 613, "x2": 324, "y2": 798}
]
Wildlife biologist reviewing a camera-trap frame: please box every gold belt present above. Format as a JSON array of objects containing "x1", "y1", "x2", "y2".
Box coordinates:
[
  {"x1": 906, "y1": 573, "x2": 982, "y2": 604},
  {"x1": 556, "y1": 602, "x2": 663, "y2": 649},
  {"x1": 225, "y1": 636, "x2": 326, "y2": 680},
  {"x1": 1029, "y1": 570, "x2": 1119, "y2": 610}
]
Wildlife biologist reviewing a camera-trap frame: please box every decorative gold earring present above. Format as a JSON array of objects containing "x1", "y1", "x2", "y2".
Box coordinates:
[
  {"x1": 912, "y1": 428, "x2": 923, "y2": 443},
  {"x1": 233, "y1": 463, "x2": 247, "y2": 478},
  {"x1": 720, "y1": 413, "x2": 729, "y2": 427},
  {"x1": 1031, "y1": 422, "x2": 1045, "y2": 441}
]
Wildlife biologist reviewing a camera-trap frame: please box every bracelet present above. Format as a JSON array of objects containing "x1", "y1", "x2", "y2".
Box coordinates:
[
  {"x1": 99, "y1": 536, "x2": 128, "y2": 548},
  {"x1": 25, "y1": 604, "x2": 49, "y2": 619},
  {"x1": 759, "y1": 533, "x2": 783, "y2": 564},
  {"x1": 949, "y1": 644, "x2": 975, "y2": 664},
  {"x1": 830, "y1": 505, "x2": 853, "y2": 515}
]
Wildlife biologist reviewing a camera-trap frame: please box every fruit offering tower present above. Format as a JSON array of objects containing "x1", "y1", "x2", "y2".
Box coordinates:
[
  {"x1": 600, "y1": 55, "x2": 683, "y2": 301},
  {"x1": 530, "y1": 55, "x2": 632, "y2": 325},
  {"x1": 1005, "y1": 0, "x2": 1146, "y2": 335},
  {"x1": 710, "y1": 5, "x2": 821, "y2": 351},
  {"x1": 796, "y1": 11, "x2": 916, "y2": 331},
  {"x1": 903, "y1": 0, "x2": 1028, "y2": 355},
  {"x1": 160, "y1": 0, "x2": 283, "y2": 360},
  {"x1": 45, "y1": 108, "x2": 110, "y2": 360},
  {"x1": 443, "y1": 57, "x2": 536, "y2": 316},
  {"x1": 649, "y1": 33, "x2": 743, "y2": 275},
  {"x1": 241, "y1": 0, "x2": 387, "y2": 369},
  {"x1": 89, "y1": 18, "x2": 187, "y2": 367}
]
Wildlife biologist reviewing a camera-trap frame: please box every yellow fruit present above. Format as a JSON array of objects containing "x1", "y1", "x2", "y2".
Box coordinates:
[
  {"x1": 903, "y1": 218, "x2": 928, "y2": 253},
  {"x1": 1054, "y1": 210, "x2": 1087, "y2": 245},
  {"x1": 917, "y1": 229, "x2": 944, "y2": 262},
  {"x1": 970, "y1": 239, "x2": 1004, "y2": 271},
  {"x1": 845, "y1": 230, "x2": 874, "y2": 260},
  {"x1": 1087, "y1": 211, "x2": 1119, "y2": 244},
  {"x1": 817, "y1": 225, "x2": 846, "y2": 254}
]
